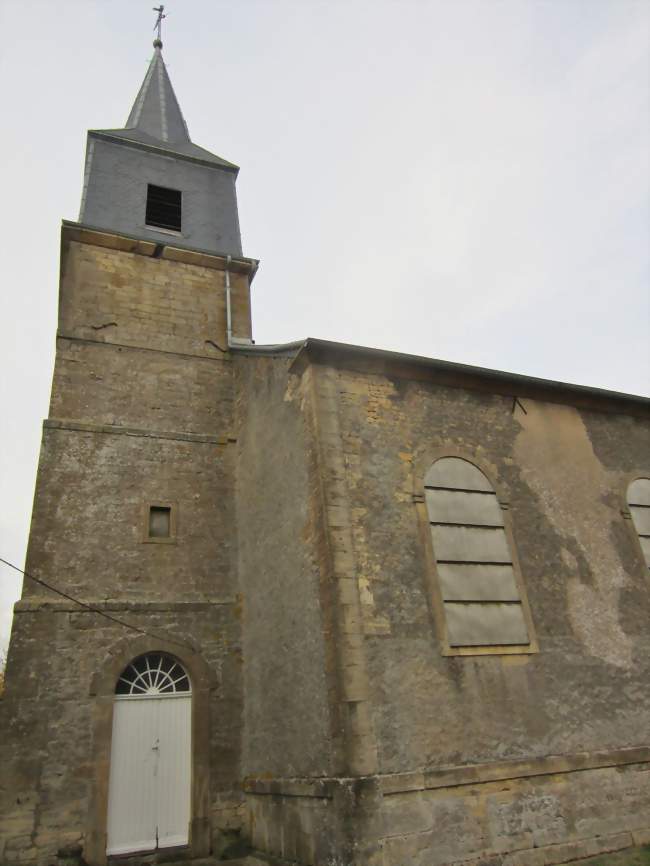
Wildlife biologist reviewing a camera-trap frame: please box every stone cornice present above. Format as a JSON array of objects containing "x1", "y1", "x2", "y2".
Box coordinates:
[
  {"x1": 243, "y1": 744, "x2": 650, "y2": 799},
  {"x1": 61, "y1": 220, "x2": 259, "y2": 278}
]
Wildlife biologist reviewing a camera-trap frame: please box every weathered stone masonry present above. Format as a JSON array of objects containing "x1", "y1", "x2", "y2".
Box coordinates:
[
  {"x1": 3, "y1": 268, "x2": 649, "y2": 864},
  {"x1": 240, "y1": 343, "x2": 650, "y2": 866}
]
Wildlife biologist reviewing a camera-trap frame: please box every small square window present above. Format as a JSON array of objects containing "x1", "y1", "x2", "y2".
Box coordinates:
[
  {"x1": 149, "y1": 506, "x2": 171, "y2": 538},
  {"x1": 146, "y1": 184, "x2": 182, "y2": 232},
  {"x1": 142, "y1": 502, "x2": 177, "y2": 544}
]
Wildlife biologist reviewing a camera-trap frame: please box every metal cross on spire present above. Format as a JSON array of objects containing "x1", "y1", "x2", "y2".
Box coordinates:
[{"x1": 153, "y1": 5, "x2": 166, "y2": 47}]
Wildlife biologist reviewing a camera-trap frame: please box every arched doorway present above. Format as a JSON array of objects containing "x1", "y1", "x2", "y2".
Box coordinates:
[{"x1": 106, "y1": 653, "x2": 192, "y2": 856}]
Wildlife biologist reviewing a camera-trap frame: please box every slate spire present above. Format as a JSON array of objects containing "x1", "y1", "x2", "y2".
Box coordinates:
[
  {"x1": 80, "y1": 35, "x2": 242, "y2": 256},
  {"x1": 125, "y1": 41, "x2": 191, "y2": 145}
]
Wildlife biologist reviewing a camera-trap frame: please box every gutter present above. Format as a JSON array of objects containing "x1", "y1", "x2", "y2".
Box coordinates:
[
  {"x1": 291, "y1": 338, "x2": 650, "y2": 415},
  {"x1": 225, "y1": 265, "x2": 647, "y2": 412},
  {"x1": 224, "y1": 254, "x2": 306, "y2": 355}
]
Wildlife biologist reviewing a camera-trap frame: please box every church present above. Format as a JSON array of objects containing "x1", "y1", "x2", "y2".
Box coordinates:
[{"x1": 1, "y1": 30, "x2": 649, "y2": 866}]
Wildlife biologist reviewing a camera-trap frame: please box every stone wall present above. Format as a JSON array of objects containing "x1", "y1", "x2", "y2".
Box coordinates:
[
  {"x1": 243, "y1": 751, "x2": 650, "y2": 866},
  {"x1": 240, "y1": 352, "x2": 649, "y2": 866},
  {"x1": 20, "y1": 427, "x2": 234, "y2": 601},
  {"x1": 236, "y1": 358, "x2": 390, "y2": 865},
  {"x1": 235, "y1": 357, "x2": 335, "y2": 779},
  {"x1": 379, "y1": 752, "x2": 650, "y2": 865},
  {"x1": 50, "y1": 339, "x2": 232, "y2": 434},
  {"x1": 3, "y1": 233, "x2": 649, "y2": 866},
  {"x1": 331, "y1": 367, "x2": 650, "y2": 773},
  {"x1": 57, "y1": 235, "x2": 251, "y2": 358}
]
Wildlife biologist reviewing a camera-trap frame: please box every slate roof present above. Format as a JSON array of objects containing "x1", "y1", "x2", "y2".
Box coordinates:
[{"x1": 91, "y1": 44, "x2": 237, "y2": 171}]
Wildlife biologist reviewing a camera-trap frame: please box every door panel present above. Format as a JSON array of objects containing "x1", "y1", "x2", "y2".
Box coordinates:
[
  {"x1": 157, "y1": 696, "x2": 192, "y2": 849},
  {"x1": 107, "y1": 699, "x2": 158, "y2": 855}
]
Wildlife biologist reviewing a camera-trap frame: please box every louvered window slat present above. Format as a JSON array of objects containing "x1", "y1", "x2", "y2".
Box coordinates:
[
  {"x1": 146, "y1": 183, "x2": 182, "y2": 231},
  {"x1": 628, "y1": 478, "x2": 650, "y2": 570},
  {"x1": 425, "y1": 457, "x2": 530, "y2": 648}
]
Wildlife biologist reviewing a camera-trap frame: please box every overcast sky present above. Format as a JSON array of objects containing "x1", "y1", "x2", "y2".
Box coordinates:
[{"x1": 0, "y1": 0, "x2": 648, "y2": 650}]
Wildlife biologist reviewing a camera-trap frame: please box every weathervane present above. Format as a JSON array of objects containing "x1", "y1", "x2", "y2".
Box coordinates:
[{"x1": 153, "y1": 5, "x2": 166, "y2": 47}]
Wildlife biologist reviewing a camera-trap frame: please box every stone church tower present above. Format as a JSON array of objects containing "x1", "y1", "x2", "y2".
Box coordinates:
[
  {"x1": 2, "y1": 36, "x2": 650, "y2": 866},
  {"x1": 1, "y1": 38, "x2": 255, "y2": 864}
]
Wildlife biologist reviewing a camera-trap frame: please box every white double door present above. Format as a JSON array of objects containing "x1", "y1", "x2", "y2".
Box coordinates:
[{"x1": 107, "y1": 694, "x2": 192, "y2": 856}]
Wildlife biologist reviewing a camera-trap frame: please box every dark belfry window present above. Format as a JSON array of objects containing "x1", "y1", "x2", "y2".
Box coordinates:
[
  {"x1": 146, "y1": 184, "x2": 182, "y2": 231},
  {"x1": 149, "y1": 505, "x2": 171, "y2": 538}
]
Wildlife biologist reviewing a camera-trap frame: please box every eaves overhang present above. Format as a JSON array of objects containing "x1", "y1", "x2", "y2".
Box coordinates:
[
  {"x1": 289, "y1": 338, "x2": 650, "y2": 418},
  {"x1": 87, "y1": 130, "x2": 240, "y2": 174}
]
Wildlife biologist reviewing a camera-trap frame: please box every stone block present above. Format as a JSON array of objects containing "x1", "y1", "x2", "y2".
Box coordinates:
[
  {"x1": 381, "y1": 791, "x2": 431, "y2": 836},
  {"x1": 4, "y1": 836, "x2": 34, "y2": 853},
  {"x1": 632, "y1": 827, "x2": 650, "y2": 845}
]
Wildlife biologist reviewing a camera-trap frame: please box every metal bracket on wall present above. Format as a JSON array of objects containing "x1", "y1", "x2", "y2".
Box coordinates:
[{"x1": 512, "y1": 396, "x2": 528, "y2": 415}]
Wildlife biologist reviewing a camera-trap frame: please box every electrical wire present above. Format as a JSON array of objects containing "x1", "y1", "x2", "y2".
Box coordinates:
[{"x1": 0, "y1": 556, "x2": 196, "y2": 653}]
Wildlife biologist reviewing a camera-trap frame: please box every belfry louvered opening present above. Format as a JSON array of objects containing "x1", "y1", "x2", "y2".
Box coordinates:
[
  {"x1": 425, "y1": 457, "x2": 530, "y2": 648},
  {"x1": 627, "y1": 478, "x2": 650, "y2": 572},
  {"x1": 146, "y1": 183, "x2": 182, "y2": 231}
]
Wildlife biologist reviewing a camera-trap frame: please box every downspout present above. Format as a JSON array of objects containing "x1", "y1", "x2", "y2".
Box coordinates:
[
  {"x1": 225, "y1": 254, "x2": 233, "y2": 346},
  {"x1": 224, "y1": 256, "x2": 306, "y2": 354}
]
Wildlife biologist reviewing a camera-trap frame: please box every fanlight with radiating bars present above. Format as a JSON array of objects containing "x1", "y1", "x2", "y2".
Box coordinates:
[{"x1": 115, "y1": 653, "x2": 191, "y2": 696}]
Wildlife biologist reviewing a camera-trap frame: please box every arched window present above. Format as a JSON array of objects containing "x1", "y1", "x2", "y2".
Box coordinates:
[
  {"x1": 627, "y1": 478, "x2": 650, "y2": 572},
  {"x1": 424, "y1": 456, "x2": 532, "y2": 651},
  {"x1": 115, "y1": 653, "x2": 191, "y2": 696}
]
